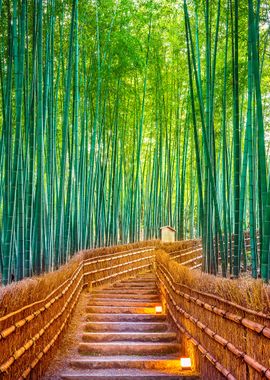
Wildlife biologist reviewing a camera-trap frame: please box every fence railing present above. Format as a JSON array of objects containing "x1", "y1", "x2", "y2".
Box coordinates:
[
  {"x1": 156, "y1": 253, "x2": 270, "y2": 380},
  {"x1": 161, "y1": 240, "x2": 203, "y2": 270},
  {"x1": 162, "y1": 233, "x2": 257, "y2": 271},
  {"x1": 1, "y1": 237, "x2": 266, "y2": 380},
  {"x1": 0, "y1": 244, "x2": 155, "y2": 380}
]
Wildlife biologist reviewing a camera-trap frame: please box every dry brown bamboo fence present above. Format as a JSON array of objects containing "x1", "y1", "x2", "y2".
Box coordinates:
[
  {"x1": 160, "y1": 234, "x2": 256, "y2": 271},
  {"x1": 1, "y1": 238, "x2": 267, "y2": 380},
  {"x1": 160, "y1": 239, "x2": 202, "y2": 269},
  {"x1": 0, "y1": 242, "x2": 156, "y2": 380},
  {"x1": 156, "y1": 250, "x2": 270, "y2": 380}
]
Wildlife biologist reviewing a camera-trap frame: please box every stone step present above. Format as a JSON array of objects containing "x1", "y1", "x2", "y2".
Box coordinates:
[
  {"x1": 86, "y1": 305, "x2": 157, "y2": 314},
  {"x1": 110, "y1": 286, "x2": 158, "y2": 291},
  {"x1": 112, "y1": 282, "x2": 157, "y2": 287},
  {"x1": 83, "y1": 321, "x2": 169, "y2": 332},
  {"x1": 82, "y1": 332, "x2": 177, "y2": 343},
  {"x1": 92, "y1": 289, "x2": 158, "y2": 295},
  {"x1": 58, "y1": 272, "x2": 200, "y2": 380},
  {"x1": 96, "y1": 282, "x2": 155, "y2": 287},
  {"x1": 70, "y1": 355, "x2": 179, "y2": 370},
  {"x1": 102, "y1": 285, "x2": 157, "y2": 290},
  {"x1": 85, "y1": 313, "x2": 166, "y2": 322},
  {"x1": 88, "y1": 299, "x2": 160, "y2": 307},
  {"x1": 113, "y1": 278, "x2": 156, "y2": 282},
  {"x1": 78, "y1": 342, "x2": 180, "y2": 356},
  {"x1": 123, "y1": 276, "x2": 155, "y2": 279},
  {"x1": 116, "y1": 277, "x2": 155, "y2": 280},
  {"x1": 91, "y1": 293, "x2": 159, "y2": 300},
  {"x1": 61, "y1": 368, "x2": 199, "y2": 380}
]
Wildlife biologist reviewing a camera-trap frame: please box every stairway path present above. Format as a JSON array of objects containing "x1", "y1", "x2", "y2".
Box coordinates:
[{"x1": 60, "y1": 272, "x2": 200, "y2": 379}]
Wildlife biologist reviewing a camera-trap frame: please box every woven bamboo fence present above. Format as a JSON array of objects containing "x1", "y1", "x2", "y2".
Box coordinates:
[
  {"x1": 156, "y1": 250, "x2": 270, "y2": 380},
  {"x1": 160, "y1": 234, "x2": 255, "y2": 271},
  {"x1": 160, "y1": 239, "x2": 202, "y2": 269},
  {"x1": 0, "y1": 241, "x2": 156, "y2": 380},
  {"x1": 1, "y1": 238, "x2": 266, "y2": 380}
]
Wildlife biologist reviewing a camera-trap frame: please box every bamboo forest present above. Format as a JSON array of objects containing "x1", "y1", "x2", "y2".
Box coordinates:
[{"x1": 0, "y1": 0, "x2": 270, "y2": 285}]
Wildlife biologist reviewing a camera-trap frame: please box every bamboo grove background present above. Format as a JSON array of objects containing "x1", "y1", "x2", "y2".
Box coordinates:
[{"x1": 0, "y1": 0, "x2": 269, "y2": 284}]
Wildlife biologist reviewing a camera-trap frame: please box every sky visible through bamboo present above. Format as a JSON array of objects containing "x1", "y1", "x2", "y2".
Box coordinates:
[{"x1": 0, "y1": 0, "x2": 269, "y2": 284}]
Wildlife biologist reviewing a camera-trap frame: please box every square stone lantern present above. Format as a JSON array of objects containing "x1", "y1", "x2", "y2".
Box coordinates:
[{"x1": 160, "y1": 226, "x2": 176, "y2": 242}]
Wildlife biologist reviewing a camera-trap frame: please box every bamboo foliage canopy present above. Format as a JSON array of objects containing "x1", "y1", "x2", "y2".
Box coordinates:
[{"x1": 0, "y1": 0, "x2": 269, "y2": 284}]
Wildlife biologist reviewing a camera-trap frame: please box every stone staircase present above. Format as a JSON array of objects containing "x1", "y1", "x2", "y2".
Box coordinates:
[{"x1": 60, "y1": 273, "x2": 200, "y2": 379}]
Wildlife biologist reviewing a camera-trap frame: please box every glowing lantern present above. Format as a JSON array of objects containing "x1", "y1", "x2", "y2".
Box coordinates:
[
  {"x1": 180, "y1": 357, "x2": 192, "y2": 370},
  {"x1": 155, "y1": 306, "x2": 163, "y2": 314}
]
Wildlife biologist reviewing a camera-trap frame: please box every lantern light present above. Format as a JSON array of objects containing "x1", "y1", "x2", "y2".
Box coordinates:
[
  {"x1": 155, "y1": 305, "x2": 163, "y2": 314},
  {"x1": 180, "y1": 357, "x2": 192, "y2": 370}
]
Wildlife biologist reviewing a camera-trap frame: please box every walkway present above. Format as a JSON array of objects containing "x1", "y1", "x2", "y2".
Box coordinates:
[{"x1": 60, "y1": 272, "x2": 199, "y2": 379}]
